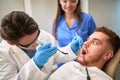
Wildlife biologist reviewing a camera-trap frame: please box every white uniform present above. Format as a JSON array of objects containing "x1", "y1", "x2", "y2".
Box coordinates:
[
  {"x1": 0, "y1": 30, "x2": 77, "y2": 80},
  {"x1": 49, "y1": 61, "x2": 113, "y2": 80}
]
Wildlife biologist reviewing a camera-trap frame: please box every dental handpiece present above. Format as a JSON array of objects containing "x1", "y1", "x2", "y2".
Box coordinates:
[{"x1": 37, "y1": 41, "x2": 68, "y2": 54}]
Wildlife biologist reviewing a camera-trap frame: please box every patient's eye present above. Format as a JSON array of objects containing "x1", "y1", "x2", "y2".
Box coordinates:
[
  {"x1": 92, "y1": 40, "x2": 100, "y2": 45},
  {"x1": 86, "y1": 37, "x2": 101, "y2": 46}
]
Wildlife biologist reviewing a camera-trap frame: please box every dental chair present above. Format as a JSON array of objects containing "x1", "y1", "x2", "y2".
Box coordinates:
[{"x1": 103, "y1": 48, "x2": 120, "y2": 80}]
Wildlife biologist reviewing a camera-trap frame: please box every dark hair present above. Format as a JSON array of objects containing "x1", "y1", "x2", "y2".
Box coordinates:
[
  {"x1": 53, "y1": 0, "x2": 82, "y2": 39},
  {"x1": 95, "y1": 26, "x2": 120, "y2": 54},
  {"x1": 0, "y1": 11, "x2": 39, "y2": 42}
]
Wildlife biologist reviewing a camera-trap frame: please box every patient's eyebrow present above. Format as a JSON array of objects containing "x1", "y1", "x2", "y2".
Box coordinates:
[
  {"x1": 87, "y1": 37, "x2": 102, "y2": 44},
  {"x1": 93, "y1": 38, "x2": 102, "y2": 44}
]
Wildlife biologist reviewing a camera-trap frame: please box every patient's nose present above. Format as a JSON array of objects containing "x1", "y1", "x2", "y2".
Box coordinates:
[{"x1": 83, "y1": 40, "x2": 91, "y2": 48}]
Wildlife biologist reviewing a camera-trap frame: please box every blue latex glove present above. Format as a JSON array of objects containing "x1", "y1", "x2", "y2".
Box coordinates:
[
  {"x1": 70, "y1": 36, "x2": 83, "y2": 53},
  {"x1": 33, "y1": 42, "x2": 58, "y2": 68}
]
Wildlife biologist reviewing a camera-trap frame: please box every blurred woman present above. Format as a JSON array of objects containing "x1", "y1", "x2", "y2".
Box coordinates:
[{"x1": 52, "y1": 0, "x2": 96, "y2": 47}]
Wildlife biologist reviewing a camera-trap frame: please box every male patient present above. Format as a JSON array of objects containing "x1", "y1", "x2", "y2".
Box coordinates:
[{"x1": 49, "y1": 26, "x2": 120, "y2": 80}]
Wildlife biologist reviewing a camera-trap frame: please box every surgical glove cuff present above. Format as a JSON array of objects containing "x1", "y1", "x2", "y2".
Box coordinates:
[{"x1": 33, "y1": 57, "x2": 44, "y2": 68}]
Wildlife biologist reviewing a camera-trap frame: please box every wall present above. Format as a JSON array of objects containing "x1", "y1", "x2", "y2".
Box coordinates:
[
  {"x1": 81, "y1": 0, "x2": 89, "y2": 13},
  {"x1": 31, "y1": 0, "x2": 57, "y2": 33},
  {"x1": 0, "y1": 0, "x2": 25, "y2": 41},
  {"x1": 89, "y1": 0, "x2": 120, "y2": 37},
  {"x1": 0, "y1": 0, "x2": 24, "y2": 20}
]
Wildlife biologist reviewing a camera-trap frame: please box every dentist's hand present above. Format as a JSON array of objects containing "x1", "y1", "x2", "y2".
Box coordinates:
[
  {"x1": 70, "y1": 36, "x2": 83, "y2": 53},
  {"x1": 33, "y1": 42, "x2": 58, "y2": 68}
]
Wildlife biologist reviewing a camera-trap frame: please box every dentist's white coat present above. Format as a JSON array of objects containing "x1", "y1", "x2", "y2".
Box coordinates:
[{"x1": 0, "y1": 30, "x2": 77, "y2": 80}]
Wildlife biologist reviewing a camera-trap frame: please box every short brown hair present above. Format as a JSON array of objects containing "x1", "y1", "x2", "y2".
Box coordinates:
[
  {"x1": 0, "y1": 11, "x2": 39, "y2": 42},
  {"x1": 95, "y1": 26, "x2": 120, "y2": 54}
]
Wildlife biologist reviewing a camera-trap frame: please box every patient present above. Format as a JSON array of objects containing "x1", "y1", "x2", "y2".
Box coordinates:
[{"x1": 49, "y1": 26, "x2": 120, "y2": 80}]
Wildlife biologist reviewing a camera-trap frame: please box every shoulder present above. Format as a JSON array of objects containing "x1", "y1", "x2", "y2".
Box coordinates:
[
  {"x1": 38, "y1": 29, "x2": 57, "y2": 44},
  {"x1": 40, "y1": 30, "x2": 52, "y2": 35},
  {"x1": 0, "y1": 41, "x2": 11, "y2": 61},
  {"x1": 79, "y1": 13, "x2": 96, "y2": 23},
  {"x1": 80, "y1": 12, "x2": 93, "y2": 19},
  {"x1": 58, "y1": 14, "x2": 64, "y2": 21},
  {"x1": 89, "y1": 67, "x2": 112, "y2": 79},
  {"x1": 40, "y1": 30, "x2": 55, "y2": 38},
  {"x1": 0, "y1": 40, "x2": 10, "y2": 51},
  {"x1": 59, "y1": 61, "x2": 81, "y2": 70}
]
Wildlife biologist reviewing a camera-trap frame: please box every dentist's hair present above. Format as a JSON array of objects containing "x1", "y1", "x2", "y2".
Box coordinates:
[{"x1": 0, "y1": 11, "x2": 39, "y2": 42}]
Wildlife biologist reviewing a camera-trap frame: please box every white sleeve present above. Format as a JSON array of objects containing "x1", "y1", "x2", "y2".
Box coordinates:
[
  {"x1": 0, "y1": 50, "x2": 47, "y2": 80},
  {"x1": 54, "y1": 44, "x2": 78, "y2": 63},
  {"x1": 38, "y1": 30, "x2": 57, "y2": 45},
  {"x1": 15, "y1": 59, "x2": 47, "y2": 80}
]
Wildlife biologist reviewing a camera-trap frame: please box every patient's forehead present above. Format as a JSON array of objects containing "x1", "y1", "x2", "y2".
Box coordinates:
[
  {"x1": 89, "y1": 32, "x2": 110, "y2": 41},
  {"x1": 89, "y1": 32, "x2": 113, "y2": 48}
]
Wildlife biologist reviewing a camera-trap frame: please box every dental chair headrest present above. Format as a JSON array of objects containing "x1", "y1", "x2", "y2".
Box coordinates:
[{"x1": 103, "y1": 48, "x2": 120, "y2": 79}]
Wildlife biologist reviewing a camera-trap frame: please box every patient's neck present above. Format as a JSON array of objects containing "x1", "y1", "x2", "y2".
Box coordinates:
[
  {"x1": 76, "y1": 57, "x2": 86, "y2": 66},
  {"x1": 76, "y1": 57, "x2": 104, "y2": 69}
]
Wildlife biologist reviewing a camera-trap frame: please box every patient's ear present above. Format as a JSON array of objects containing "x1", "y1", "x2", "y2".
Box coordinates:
[
  {"x1": 103, "y1": 48, "x2": 120, "y2": 79},
  {"x1": 103, "y1": 50, "x2": 113, "y2": 61},
  {"x1": 7, "y1": 41, "x2": 15, "y2": 45}
]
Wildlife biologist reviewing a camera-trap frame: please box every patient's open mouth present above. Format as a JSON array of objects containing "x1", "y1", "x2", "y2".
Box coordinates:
[{"x1": 81, "y1": 49, "x2": 86, "y2": 55}]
